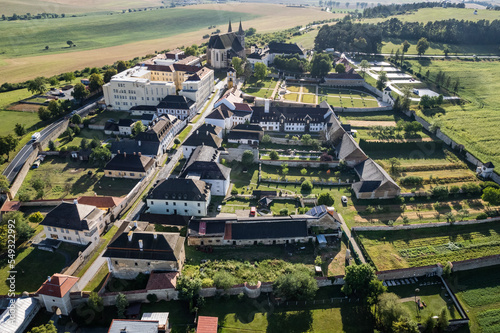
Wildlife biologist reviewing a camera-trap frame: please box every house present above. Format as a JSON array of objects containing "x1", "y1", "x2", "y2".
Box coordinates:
[
  {"x1": 157, "y1": 94, "x2": 196, "y2": 120},
  {"x1": 206, "y1": 89, "x2": 253, "y2": 131},
  {"x1": 0, "y1": 297, "x2": 40, "y2": 333},
  {"x1": 231, "y1": 124, "x2": 264, "y2": 139},
  {"x1": 305, "y1": 205, "x2": 342, "y2": 235},
  {"x1": 118, "y1": 119, "x2": 137, "y2": 136},
  {"x1": 36, "y1": 274, "x2": 79, "y2": 316},
  {"x1": 179, "y1": 145, "x2": 231, "y2": 196},
  {"x1": 182, "y1": 124, "x2": 223, "y2": 158},
  {"x1": 108, "y1": 319, "x2": 159, "y2": 333},
  {"x1": 103, "y1": 221, "x2": 185, "y2": 279},
  {"x1": 147, "y1": 178, "x2": 211, "y2": 216},
  {"x1": 247, "y1": 42, "x2": 305, "y2": 68},
  {"x1": 104, "y1": 121, "x2": 120, "y2": 135},
  {"x1": 77, "y1": 196, "x2": 124, "y2": 211},
  {"x1": 477, "y1": 162, "x2": 495, "y2": 178},
  {"x1": 352, "y1": 158, "x2": 401, "y2": 199},
  {"x1": 188, "y1": 216, "x2": 314, "y2": 246},
  {"x1": 335, "y1": 132, "x2": 368, "y2": 167},
  {"x1": 324, "y1": 69, "x2": 364, "y2": 87},
  {"x1": 251, "y1": 99, "x2": 334, "y2": 133},
  {"x1": 227, "y1": 123, "x2": 263, "y2": 145},
  {"x1": 141, "y1": 313, "x2": 169, "y2": 331},
  {"x1": 197, "y1": 316, "x2": 218, "y2": 333},
  {"x1": 104, "y1": 152, "x2": 155, "y2": 179},
  {"x1": 206, "y1": 20, "x2": 246, "y2": 69},
  {"x1": 140, "y1": 113, "x2": 157, "y2": 126},
  {"x1": 129, "y1": 105, "x2": 157, "y2": 117},
  {"x1": 41, "y1": 201, "x2": 105, "y2": 245}
]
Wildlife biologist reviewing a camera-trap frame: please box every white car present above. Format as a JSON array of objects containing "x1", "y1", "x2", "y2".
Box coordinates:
[
  {"x1": 217, "y1": 205, "x2": 222, "y2": 212},
  {"x1": 341, "y1": 196, "x2": 348, "y2": 204}
]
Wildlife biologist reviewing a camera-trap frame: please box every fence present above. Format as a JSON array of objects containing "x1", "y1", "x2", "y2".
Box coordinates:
[
  {"x1": 259, "y1": 177, "x2": 351, "y2": 187},
  {"x1": 260, "y1": 159, "x2": 339, "y2": 168}
]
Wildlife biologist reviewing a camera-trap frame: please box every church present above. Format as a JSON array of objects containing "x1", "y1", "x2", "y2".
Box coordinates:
[{"x1": 207, "y1": 20, "x2": 246, "y2": 69}]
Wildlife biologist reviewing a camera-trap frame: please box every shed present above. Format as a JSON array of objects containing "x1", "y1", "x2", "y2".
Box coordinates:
[{"x1": 316, "y1": 234, "x2": 327, "y2": 246}]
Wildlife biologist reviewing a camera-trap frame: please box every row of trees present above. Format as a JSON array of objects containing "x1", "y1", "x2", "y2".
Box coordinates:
[{"x1": 361, "y1": 2, "x2": 462, "y2": 19}]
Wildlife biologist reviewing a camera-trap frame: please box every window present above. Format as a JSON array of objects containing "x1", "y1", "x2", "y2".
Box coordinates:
[
  {"x1": 185, "y1": 210, "x2": 188, "y2": 213},
  {"x1": 75, "y1": 230, "x2": 78, "y2": 235},
  {"x1": 173, "y1": 202, "x2": 176, "y2": 206},
  {"x1": 150, "y1": 201, "x2": 154, "y2": 205},
  {"x1": 198, "y1": 210, "x2": 201, "y2": 214},
  {"x1": 197, "y1": 203, "x2": 200, "y2": 207},
  {"x1": 165, "y1": 201, "x2": 168, "y2": 205},
  {"x1": 66, "y1": 229, "x2": 70, "y2": 234},
  {"x1": 68, "y1": 237, "x2": 71, "y2": 240},
  {"x1": 166, "y1": 209, "x2": 169, "y2": 213},
  {"x1": 184, "y1": 203, "x2": 187, "y2": 206},
  {"x1": 63, "y1": 236, "x2": 67, "y2": 240},
  {"x1": 47, "y1": 227, "x2": 51, "y2": 231},
  {"x1": 130, "y1": 173, "x2": 135, "y2": 177},
  {"x1": 135, "y1": 262, "x2": 138, "y2": 266},
  {"x1": 115, "y1": 261, "x2": 118, "y2": 265}
]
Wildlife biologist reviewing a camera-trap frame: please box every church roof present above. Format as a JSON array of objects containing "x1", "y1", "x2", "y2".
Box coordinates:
[{"x1": 208, "y1": 33, "x2": 243, "y2": 52}]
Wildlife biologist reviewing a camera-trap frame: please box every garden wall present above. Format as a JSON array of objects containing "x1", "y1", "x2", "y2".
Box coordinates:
[
  {"x1": 223, "y1": 147, "x2": 259, "y2": 163},
  {"x1": 260, "y1": 159, "x2": 339, "y2": 168},
  {"x1": 62, "y1": 240, "x2": 100, "y2": 277},
  {"x1": 451, "y1": 254, "x2": 500, "y2": 273},
  {"x1": 8, "y1": 150, "x2": 39, "y2": 199},
  {"x1": 376, "y1": 265, "x2": 441, "y2": 281},
  {"x1": 338, "y1": 106, "x2": 392, "y2": 112}
]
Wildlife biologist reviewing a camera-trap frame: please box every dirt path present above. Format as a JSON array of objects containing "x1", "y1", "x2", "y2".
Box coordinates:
[
  {"x1": 347, "y1": 120, "x2": 397, "y2": 127},
  {"x1": 366, "y1": 138, "x2": 434, "y2": 143}
]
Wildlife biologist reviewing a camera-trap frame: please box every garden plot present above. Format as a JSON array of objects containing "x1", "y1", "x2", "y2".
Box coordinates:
[
  {"x1": 371, "y1": 66, "x2": 400, "y2": 72},
  {"x1": 387, "y1": 72, "x2": 413, "y2": 79}
]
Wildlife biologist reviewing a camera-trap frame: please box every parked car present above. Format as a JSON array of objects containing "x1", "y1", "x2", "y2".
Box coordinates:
[
  {"x1": 341, "y1": 196, "x2": 348, "y2": 204},
  {"x1": 217, "y1": 205, "x2": 222, "y2": 212},
  {"x1": 250, "y1": 207, "x2": 256, "y2": 217}
]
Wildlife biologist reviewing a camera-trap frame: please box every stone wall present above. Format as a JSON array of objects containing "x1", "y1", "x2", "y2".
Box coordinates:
[
  {"x1": 222, "y1": 147, "x2": 259, "y2": 163},
  {"x1": 260, "y1": 159, "x2": 339, "y2": 168},
  {"x1": 63, "y1": 241, "x2": 100, "y2": 278},
  {"x1": 376, "y1": 265, "x2": 441, "y2": 281},
  {"x1": 451, "y1": 254, "x2": 500, "y2": 273},
  {"x1": 8, "y1": 150, "x2": 40, "y2": 198},
  {"x1": 338, "y1": 106, "x2": 393, "y2": 112}
]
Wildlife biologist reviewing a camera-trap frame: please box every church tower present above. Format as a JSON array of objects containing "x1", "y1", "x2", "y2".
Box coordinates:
[
  {"x1": 228, "y1": 20, "x2": 232, "y2": 33},
  {"x1": 237, "y1": 19, "x2": 245, "y2": 49}
]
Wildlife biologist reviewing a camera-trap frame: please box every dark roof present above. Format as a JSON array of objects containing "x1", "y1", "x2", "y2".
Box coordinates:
[
  {"x1": 103, "y1": 230, "x2": 184, "y2": 262},
  {"x1": 208, "y1": 32, "x2": 243, "y2": 52},
  {"x1": 189, "y1": 220, "x2": 226, "y2": 236},
  {"x1": 157, "y1": 95, "x2": 194, "y2": 110},
  {"x1": 206, "y1": 107, "x2": 233, "y2": 120},
  {"x1": 232, "y1": 123, "x2": 263, "y2": 132},
  {"x1": 336, "y1": 132, "x2": 367, "y2": 162},
  {"x1": 306, "y1": 205, "x2": 328, "y2": 218},
  {"x1": 104, "y1": 122, "x2": 119, "y2": 132},
  {"x1": 183, "y1": 125, "x2": 223, "y2": 149},
  {"x1": 141, "y1": 114, "x2": 155, "y2": 120},
  {"x1": 325, "y1": 70, "x2": 363, "y2": 80},
  {"x1": 104, "y1": 153, "x2": 155, "y2": 173},
  {"x1": 384, "y1": 86, "x2": 392, "y2": 91},
  {"x1": 251, "y1": 105, "x2": 333, "y2": 124},
  {"x1": 352, "y1": 158, "x2": 399, "y2": 193},
  {"x1": 118, "y1": 119, "x2": 134, "y2": 127},
  {"x1": 259, "y1": 197, "x2": 273, "y2": 206},
  {"x1": 352, "y1": 180, "x2": 383, "y2": 193},
  {"x1": 129, "y1": 105, "x2": 157, "y2": 112},
  {"x1": 149, "y1": 178, "x2": 210, "y2": 201},
  {"x1": 484, "y1": 162, "x2": 495, "y2": 168},
  {"x1": 230, "y1": 220, "x2": 308, "y2": 240},
  {"x1": 180, "y1": 146, "x2": 231, "y2": 181},
  {"x1": 136, "y1": 115, "x2": 177, "y2": 143},
  {"x1": 268, "y1": 42, "x2": 304, "y2": 56},
  {"x1": 341, "y1": 124, "x2": 352, "y2": 132},
  {"x1": 41, "y1": 202, "x2": 101, "y2": 231},
  {"x1": 111, "y1": 139, "x2": 159, "y2": 156},
  {"x1": 228, "y1": 131, "x2": 260, "y2": 141},
  {"x1": 252, "y1": 190, "x2": 277, "y2": 198},
  {"x1": 248, "y1": 51, "x2": 267, "y2": 60}
]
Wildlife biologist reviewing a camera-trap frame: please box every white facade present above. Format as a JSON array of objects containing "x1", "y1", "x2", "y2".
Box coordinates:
[
  {"x1": 39, "y1": 292, "x2": 73, "y2": 316},
  {"x1": 43, "y1": 210, "x2": 105, "y2": 245},
  {"x1": 179, "y1": 70, "x2": 215, "y2": 111},
  {"x1": 148, "y1": 195, "x2": 210, "y2": 216},
  {"x1": 205, "y1": 117, "x2": 228, "y2": 130},
  {"x1": 157, "y1": 104, "x2": 196, "y2": 121},
  {"x1": 103, "y1": 67, "x2": 176, "y2": 111},
  {"x1": 119, "y1": 124, "x2": 134, "y2": 136},
  {"x1": 183, "y1": 145, "x2": 198, "y2": 159}
]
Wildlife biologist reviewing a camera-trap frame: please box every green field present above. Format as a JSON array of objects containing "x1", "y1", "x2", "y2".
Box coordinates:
[
  {"x1": 288, "y1": 28, "x2": 320, "y2": 49},
  {"x1": 357, "y1": 223, "x2": 500, "y2": 271},
  {"x1": 406, "y1": 59, "x2": 500, "y2": 168},
  {"x1": 0, "y1": 8, "x2": 257, "y2": 57},
  {"x1": 380, "y1": 39, "x2": 499, "y2": 56},
  {"x1": 301, "y1": 94, "x2": 316, "y2": 103}
]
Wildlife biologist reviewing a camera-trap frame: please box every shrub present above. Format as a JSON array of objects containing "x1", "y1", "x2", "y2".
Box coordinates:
[
  {"x1": 231, "y1": 188, "x2": 238, "y2": 195},
  {"x1": 431, "y1": 186, "x2": 449, "y2": 200},
  {"x1": 28, "y1": 212, "x2": 44, "y2": 223},
  {"x1": 213, "y1": 271, "x2": 236, "y2": 291},
  {"x1": 480, "y1": 181, "x2": 500, "y2": 190},
  {"x1": 273, "y1": 271, "x2": 318, "y2": 301},
  {"x1": 262, "y1": 134, "x2": 271, "y2": 143},
  {"x1": 400, "y1": 176, "x2": 423, "y2": 187},
  {"x1": 317, "y1": 192, "x2": 334, "y2": 206},
  {"x1": 301, "y1": 180, "x2": 313, "y2": 192},
  {"x1": 476, "y1": 212, "x2": 488, "y2": 220},
  {"x1": 269, "y1": 150, "x2": 279, "y2": 160},
  {"x1": 461, "y1": 183, "x2": 482, "y2": 195},
  {"x1": 147, "y1": 293, "x2": 158, "y2": 303},
  {"x1": 279, "y1": 208, "x2": 289, "y2": 216},
  {"x1": 201, "y1": 278, "x2": 214, "y2": 288}
]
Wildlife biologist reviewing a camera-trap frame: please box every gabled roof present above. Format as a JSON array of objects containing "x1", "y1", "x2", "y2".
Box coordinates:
[
  {"x1": 157, "y1": 95, "x2": 195, "y2": 110},
  {"x1": 118, "y1": 119, "x2": 134, "y2": 127},
  {"x1": 208, "y1": 32, "x2": 243, "y2": 52},
  {"x1": 352, "y1": 158, "x2": 400, "y2": 193},
  {"x1": 251, "y1": 105, "x2": 333, "y2": 124},
  {"x1": 41, "y1": 202, "x2": 101, "y2": 231},
  {"x1": 484, "y1": 162, "x2": 495, "y2": 168},
  {"x1": 232, "y1": 123, "x2": 263, "y2": 132},
  {"x1": 336, "y1": 133, "x2": 367, "y2": 162},
  {"x1": 183, "y1": 125, "x2": 223, "y2": 149},
  {"x1": 206, "y1": 107, "x2": 233, "y2": 120},
  {"x1": 36, "y1": 274, "x2": 79, "y2": 298},
  {"x1": 77, "y1": 196, "x2": 123, "y2": 209},
  {"x1": 230, "y1": 220, "x2": 308, "y2": 240},
  {"x1": 228, "y1": 131, "x2": 260, "y2": 141},
  {"x1": 180, "y1": 145, "x2": 231, "y2": 181},
  {"x1": 104, "y1": 153, "x2": 155, "y2": 173},
  {"x1": 197, "y1": 316, "x2": 218, "y2": 333},
  {"x1": 136, "y1": 115, "x2": 178, "y2": 143},
  {"x1": 268, "y1": 42, "x2": 304, "y2": 55},
  {"x1": 148, "y1": 178, "x2": 210, "y2": 202},
  {"x1": 111, "y1": 139, "x2": 160, "y2": 157},
  {"x1": 189, "y1": 220, "x2": 226, "y2": 236}
]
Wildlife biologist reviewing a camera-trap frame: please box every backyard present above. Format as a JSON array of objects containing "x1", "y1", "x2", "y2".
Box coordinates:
[
  {"x1": 281, "y1": 85, "x2": 379, "y2": 108},
  {"x1": 242, "y1": 77, "x2": 278, "y2": 99}
]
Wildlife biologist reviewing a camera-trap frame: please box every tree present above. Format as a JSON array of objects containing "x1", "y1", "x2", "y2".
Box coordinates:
[
  {"x1": 359, "y1": 59, "x2": 370, "y2": 77},
  {"x1": 89, "y1": 73, "x2": 104, "y2": 92},
  {"x1": 1, "y1": 211, "x2": 34, "y2": 248},
  {"x1": 132, "y1": 121, "x2": 146, "y2": 136},
  {"x1": 116, "y1": 60, "x2": 128, "y2": 73},
  {"x1": 174, "y1": 138, "x2": 181, "y2": 147},
  {"x1": 27, "y1": 77, "x2": 47, "y2": 95},
  {"x1": 90, "y1": 146, "x2": 111, "y2": 167},
  {"x1": 245, "y1": 27, "x2": 256, "y2": 36},
  {"x1": 49, "y1": 77, "x2": 59, "y2": 86},
  {"x1": 254, "y1": 62, "x2": 268, "y2": 81},
  {"x1": 262, "y1": 134, "x2": 271, "y2": 143},
  {"x1": 342, "y1": 264, "x2": 386, "y2": 303},
  {"x1": 301, "y1": 134, "x2": 312, "y2": 145},
  {"x1": 63, "y1": 72, "x2": 75, "y2": 83},
  {"x1": 436, "y1": 308, "x2": 449, "y2": 332},
  {"x1": 388, "y1": 157, "x2": 401, "y2": 174},
  {"x1": 318, "y1": 192, "x2": 334, "y2": 206},
  {"x1": 243, "y1": 61, "x2": 253, "y2": 78},
  {"x1": 273, "y1": 270, "x2": 318, "y2": 300},
  {"x1": 376, "y1": 71, "x2": 388, "y2": 90},
  {"x1": 0, "y1": 175, "x2": 9, "y2": 193},
  {"x1": 392, "y1": 317, "x2": 419, "y2": 333},
  {"x1": 241, "y1": 150, "x2": 255, "y2": 166},
  {"x1": 416, "y1": 37, "x2": 430, "y2": 56},
  {"x1": 70, "y1": 113, "x2": 82, "y2": 125},
  {"x1": 184, "y1": 44, "x2": 199, "y2": 56},
  {"x1": 482, "y1": 187, "x2": 500, "y2": 205},
  {"x1": 301, "y1": 180, "x2": 313, "y2": 192},
  {"x1": 28, "y1": 211, "x2": 44, "y2": 223},
  {"x1": 48, "y1": 140, "x2": 56, "y2": 151},
  {"x1": 300, "y1": 168, "x2": 308, "y2": 176},
  {"x1": 103, "y1": 68, "x2": 117, "y2": 83},
  {"x1": 0, "y1": 135, "x2": 19, "y2": 160},
  {"x1": 66, "y1": 40, "x2": 74, "y2": 47},
  {"x1": 28, "y1": 320, "x2": 57, "y2": 333},
  {"x1": 14, "y1": 123, "x2": 26, "y2": 136},
  {"x1": 279, "y1": 208, "x2": 289, "y2": 216},
  {"x1": 72, "y1": 82, "x2": 89, "y2": 100},
  {"x1": 90, "y1": 138, "x2": 100, "y2": 149},
  {"x1": 376, "y1": 292, "x2": 411, "y2": 331},
  {"x1": 231, "y1": 57, "x2": 244, "y2": 77},
  {"x1": 80, "y1": 138, "x2": 89, "y2": 150},
  {"x1": 423, "y1": 316, "x2": 436, "y2": 333},
  {"x1": 335, "y1": 63, "x2": 346, "y2": 73},
  {"x1": 310, "y1": 53, "x2": 332, "y2": 78},
  {"x1": 213, "y1": 271, "x2": 236, "y2": 291},
  {"x1": 88, "y1": 292, "x2": 103, "y2": 314},
  {"x1": 45, "y1": 45, "x2": 49, "y2": 51},
  {"x1": 115, "y1": 293, "x2": 129, "y2": 318},
  {"x1": 402, "y1": 40, "x2": 411, "y2": 54},
  {"x1": 177, "y1": 275, "x2": 202, "y2": 309},
  {"x1": 269, "y1": 150, "x2": 279, "y2": 160},
  {"x1": 432, "y1": 185, "x2": 449, "y2": 200}
]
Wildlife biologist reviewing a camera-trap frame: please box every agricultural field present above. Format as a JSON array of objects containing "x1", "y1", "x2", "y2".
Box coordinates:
[
  {"x1": 448, "y1": 265, "x2": 500, "y2": 333},
  {"x1": 356, "y1": 223, "x2": 500, "y2": 271},
  {"x1": 405, "y1": 59, "x2": 500, "y2": 168},
  {"x1": 288, "y1": 27, "x2": 320, "y2": 50}
]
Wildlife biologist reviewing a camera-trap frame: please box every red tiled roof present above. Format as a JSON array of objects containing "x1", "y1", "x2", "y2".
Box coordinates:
[
  {"x1": 197, "y1": 316, "x2": 218, "y2": 333},
  {"x1": 77, "y1": 196, "x2": 123, "y2": 209},
  {"x1": 0, "y1": 200, "x2": 21, "y2": 212},
  {"x1": 233, "y1": 103, "x2": 253, "y2": 112},
  {"x1": 146, "y1": 272, "x2": 178, "y2": 290},
  {"x1": 36, "y1": 274, "x2": 79, "y2": 298}
]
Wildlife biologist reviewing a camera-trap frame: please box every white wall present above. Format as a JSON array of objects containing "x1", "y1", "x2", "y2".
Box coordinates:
[
  {"x1": 148, "y1": 197, "x2": 210, "y2": 216},
  {"x1": 103, "y1": 80, "x2": 176, "y2": 111},
  {"x1": 43, "y1": 210, "x2": 105, "y2": 245}
]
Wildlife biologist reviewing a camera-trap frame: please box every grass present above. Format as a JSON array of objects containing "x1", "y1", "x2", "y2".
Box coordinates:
[
  {"x1": 0, "y1": 247, "x2": 67, "y2": 294},
  {"x1": 57, "y1": 128, "x2": 109, "y2": 150},
  {"x1": 269, "y1": 200, "x2": 298, "y2": 215},
  {"x1": 284, "y1": 93, "x2": 299, "y2": 101},
  {"x1": 0, "y1": 9, "x2": 258, "y2": 58},
  {"x1": 75, "y1": 225, "x2": 118, "y2": 278},
  {"x1": 86, "y1": 110, "x2": 131, "y2": 126},
  {"x1": 301, "y1": 94, "x2": 316, "y2": 103},
  {"x1": 288, "y1": 28, "x2": 320, "y2": 49},
  {"x1": 83, "y1": 263, "x2": 109, "y2": 292},
  {"x1": 0, "y1": 110, "x2": 43, "y2": 136},
  {"x1": 242, "y1": 87, "x2": 273, "y2": 98},
  {"x1": 0, "y1": 88, "x2": 33, "y2": 109},
  {"x1": 16, "y1": 156, "x2": 138, "y2": 199},
  {"x1": 286, "y1": 85, "x2": 301, "y2": 93},
  {"x1": 178, "y1": 125, "x2": 193, "y2": 144},
  {"x1": 357, "y1": 223, "x2": 500, "y2": 271}
]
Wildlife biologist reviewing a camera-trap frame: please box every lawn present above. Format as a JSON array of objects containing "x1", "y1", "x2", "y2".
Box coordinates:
[
  {"x1": 356, "y1": 222, "x2": 500, "y2": 271},
  {"x1": 339, "y1": 111, "x2": 397, "y2": 122},
  {"x1": 0, "y1": 110, "x2": 42, "y2": 136},
  {"x1": 405, "y1": 59, "x2": 500, "y2": 169},
  {"x1": 83, "y1": 263, "x2": 109, "y2": 292},
  {"x1": 286, "y1": 85, "x2": 301, "y2": 93},
  {"x1": 85, "y1": 110, "x2": 131, "y2": 126},
  {"x1": 0, "y1": 88, "x2": 33, "y2": 109},
  {"x1": 301, "y1": 94, "x2": 316, "y2": 104},
  {"x1": 241, "y1": 87, "x2": 273, "y2": 99},
  {"x1": 284, "y1": 93, "x2": 299, "y2": 101},
  {"x1": 57, "y1": 128, "x2": 109, "y2": 150},
  {"x1": 269, "y1": 200, "x2": 298, "y2": 215},
  {"x1": 0, "y1": 8, "x2": 258, "y2": 58},
  {"x1": 288, "y1": 28, "x2": 320, "y2": 49},
  {"x1": 16, "y1": 156, "x2": 138, "y2": 199},
  {"x1": 178, "y1": 125, "x2": 193, "y2": 144}
]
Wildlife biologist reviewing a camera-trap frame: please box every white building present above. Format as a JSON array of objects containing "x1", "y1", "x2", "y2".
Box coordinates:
[
  {"x1": 182, "y1": 124, "x2": 223, "y2": 158},
  {"x1": 103, "y1": 66, "x2": 176, "y2": 111},
  {"x1": 247, "y1": 42, "x2": 305, "y2": 68},
  {"x1": 41, "y1": 201, "x2": 105, "y2": 245},
  {"x1": 147, "y1": 178, "x2": 211, "y2": 216},
  {"x1": 36, "y1": 274, "x2": 79, "y2": 316},
  {"x1": 157, "y1": 95, "x2": 196, "y2": 121},
  {"x1": 179, "y1": 67, "x2": 215, "y2": 111}
]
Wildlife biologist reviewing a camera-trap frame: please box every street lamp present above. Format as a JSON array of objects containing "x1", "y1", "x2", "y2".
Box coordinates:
[{"x1": 415, "y1": 288, "x2": 420, "y2": 318}]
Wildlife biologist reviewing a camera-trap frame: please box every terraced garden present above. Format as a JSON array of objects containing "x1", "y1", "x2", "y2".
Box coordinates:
[
  {"x1": 242, "y1": 77, "x2": 277, "y2": 99},
  {"x1": 356, "y1": 223, "x2": 500, "y2": 271}
]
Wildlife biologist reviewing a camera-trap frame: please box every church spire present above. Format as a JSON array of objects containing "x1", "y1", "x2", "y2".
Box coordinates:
[
  {"x1": 238, "y1": 18, "x2": 244, "y2": 35},
  {"x1": 228, "y1": 20, "x2": 232, "y2": 33}
]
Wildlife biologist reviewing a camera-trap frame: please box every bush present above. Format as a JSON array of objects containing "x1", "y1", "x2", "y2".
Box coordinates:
[
  {"x1": 317, "y1": 192, "x2": 334, "y2": 206},
  {"x1": 269, "y1": 150, "x2": 279, "y2": 160},
  {"x1": 431, "y1": 186, "x2": 449, "y2": 200},
  {"x1": 273, "y1": 271, "x2": 318, "y2": 301},
  {"x1": 213, "y1": 271, "x2": 236, "y2": 291},
  {"x1": 400, "y1": 176, "x2": 423, "y2": 187},
  {"x1": 262, "y1": 134, "x2": 271, "y2": 143},
  {"x1": 461, "y1": 183, "x2": 482, "y2": 195},
  {"x1": 279, "y1": 208, "x2": 289, "y2": 216},
  {"x1": 476, "y1": 212, "x2": 488, "y2": 220},
  {"x1": 301, "y1": 180, "x2": 313, "y2": 192},
  {"x1": 201, "y1": 278, "x2": 214, "y2": 288},
  {"x1": 146, "y1": 293, "x2": 158, "y2": 303},
  {"x1": 231, "y1": 188, "x2": 238, "y2": 195},
  {"x1": 28, "y1": 212, "x2": 44, "y2": 223},
  {"x1": 480, "y1": 181, "x2": 500, "y2": 190}
]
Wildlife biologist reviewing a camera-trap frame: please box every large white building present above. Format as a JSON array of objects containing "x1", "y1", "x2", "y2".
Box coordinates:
[
  {"x1": 179, "y1": 67, "x2": 215, "y2": 111},
  {"x1": 247, "y1": 42, "x2": 305, "y2": 68}
]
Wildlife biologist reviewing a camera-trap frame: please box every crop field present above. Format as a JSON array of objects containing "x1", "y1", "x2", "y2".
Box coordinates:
[
  {"x1": 0, "y1": 4, "x2": 336, "y2": 84},
  {"x1": 406, "y1": 59, "x2": 500, "y2": 169},
  {"x1": 356, "y1": 223, "x2": 500, "y2": 271}
]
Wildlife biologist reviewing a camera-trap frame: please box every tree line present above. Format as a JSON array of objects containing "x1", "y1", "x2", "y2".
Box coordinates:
[
  {"x1": 361, "y1": 2, "x2": 464, "y2": 19},
  {"x1": 0, "y1": 12, "x2": 67, "y2": 21}
]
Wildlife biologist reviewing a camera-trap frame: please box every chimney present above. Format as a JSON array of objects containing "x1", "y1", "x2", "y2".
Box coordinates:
[
  {"x1": 206, "y1": 131, "x2": 209, "y2": 136},
  {"x1": 196, "y1": 130, "x2": 199, "y2": 135},
  {"x1": 127, "y1": 231, "x2": 133, "y2": 242},
  {"x1": 124, "y1": 152, "x2": 126, "y2": 158},
  {"x1": 139, "y1": 239, "x2": 143, "y2": 251},
  {"x1": 134, "y1": 221, "x2": 138, "y2": 228},
  {"x1": 117, "y1": 150, "x2": 120, "y2": 154},
  {"x1": 138, "y1": 140, "x2": 142, "y2": 146},
  {"x1": 133, "y1": 152, "x2": 136, "y2": 155},
  {"x1": 154, "y1": 233, "x2": 157, "y2": 240},
  {"x1": 265, "y1": 99, "x2": 270, "y2": 113},
  {"x1": 73, "y1": 199, "x2": 78, "y2": 205},
  {"x1": 138, "y1": 152, "x2": 142, "y2": 157},
  {"x1": 48, "y1": 276, "x2": 51, "y2": 282}
]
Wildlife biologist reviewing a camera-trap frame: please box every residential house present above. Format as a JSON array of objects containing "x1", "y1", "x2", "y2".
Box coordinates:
[
  {"x1": 129, "y1": 105, "x2": 157, "y2": 117},
  {"x1": 179, "y1": 145, "x2": 231, "y2": 196},
  {"x1": 118, "y1": 119, "x2": 136, "y2": 136},
  {"x1": 36, "y1": 274, "x2": 79, "y2": 316},
  {"x1": 104, "y1": 221, "x2": 185, "y2": 279},
  {"x1": 182, "y1": 124, "x2": 223, "y2": 158},
  {"x1": 104, "y1": 152, "x2": 155, "y2": 179},
  {"x1": 206, "y1": 88, "x2": 253, "y2": 131},
  {"x1": 352, "y1": 158, "x2": 401, "y2": 199},
  {"x1": 41, "y1": 201, "x2": 105, "y2": 245},
  {"x1": 206, "y1": 20, "x2": 245, "y2": 69},
  {"x1": 228, "y1": 124, "x2": 263, "y2": 145},
  {"x1": 157, "y1": 94, "x2": 196, "y2": 120},
  {"x1": 140, "y1": 113, "x2": 157, "y2": 126},
  {"x1": 147, "y1": 178, "x2": 211, "y2": 216},
  {"x1": 141, "y1": 313, "x2": 169, "y2": 331}
]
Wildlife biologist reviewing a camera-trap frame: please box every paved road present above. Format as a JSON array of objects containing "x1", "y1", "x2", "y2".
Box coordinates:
[{"x1": 2, "y1": 96, "x2": 102, "y2": 183}]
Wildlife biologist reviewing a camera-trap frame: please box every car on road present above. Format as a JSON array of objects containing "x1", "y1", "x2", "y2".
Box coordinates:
[
  {"x1": 217, "y1": 205, "x2": 222, "y2": 212},
  {"x1": 341, "y1": 196, "x2": 348, "y2": 204},
  {"x1": 250, "y1": 206, "x2": 256, "y2": 217}
]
